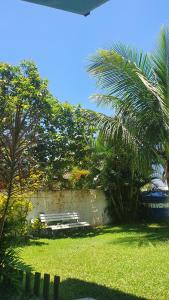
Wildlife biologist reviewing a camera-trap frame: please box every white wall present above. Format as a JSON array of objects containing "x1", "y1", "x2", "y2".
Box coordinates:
[{"x1": 28, "y1": 189, "x2": 110, "y2": 226}]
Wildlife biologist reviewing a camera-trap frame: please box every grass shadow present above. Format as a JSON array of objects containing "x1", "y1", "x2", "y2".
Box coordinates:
[
  {"x1": 108, "y1": 222, "x2": 169, "y2": 246},
  {"x1": 44, "y1": 222, "x2": 169, "y2": 245},
  {"x1": 12, "y1": 238, "x2": 49, "y2": 248},
  {"x1": 51, "y1": 226, "x2": 111, "y2": 239},
  {"x1": 43, "y1": 226, "x2": 124, "y2": 240},
  {"x1": 60, "y1": 278, "x2": 147, "y2": 300},
  {"x1": 15, "y1": 222, "x2": 169, "y2": 247}
]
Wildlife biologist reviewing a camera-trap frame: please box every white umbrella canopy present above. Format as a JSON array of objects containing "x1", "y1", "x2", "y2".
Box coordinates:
[{"x1": 22, "y1": 0, "x2": 109, "y2": 16}]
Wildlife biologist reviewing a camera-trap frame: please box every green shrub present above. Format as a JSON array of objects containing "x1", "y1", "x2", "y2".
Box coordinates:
[
  {"x1": 0, "y1": 237, "x2": 30, "y2": 298},
  {"x1": 29, "y1": 218, "x2": 46, "y2": 237},
  {"x1": 0, "y1": 193, "x2": 32, "y2": 238}
]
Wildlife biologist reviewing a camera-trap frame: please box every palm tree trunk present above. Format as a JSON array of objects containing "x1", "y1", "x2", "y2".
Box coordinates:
[
  {"x1": 108, "y1": 192, "x2": 122, "y2": 221},
  {"x1": 164, "y1": 160, "x2": 169, "y2": 189}
]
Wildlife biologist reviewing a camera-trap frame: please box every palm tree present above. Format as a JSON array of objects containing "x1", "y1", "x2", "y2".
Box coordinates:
[{"x1": 88, "y1": 26, "x2": 169, "y2": 186}]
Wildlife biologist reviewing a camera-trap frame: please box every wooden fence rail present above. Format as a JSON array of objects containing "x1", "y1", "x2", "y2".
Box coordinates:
[{"x1": 1, "y1": 268, "x2": 60, "y2": 300}]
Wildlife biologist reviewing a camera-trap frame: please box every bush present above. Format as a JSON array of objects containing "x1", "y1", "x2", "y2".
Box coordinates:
[
  {"x1": 0, "y1": 197, "x2": 32, "y2": 297},
  {"x1": 28, "y1": 218, "x2": 46, "y2": 237},
  {"x1": 0, "y1": 193, "x2": 32, "y2": 238},
  {"x1": 0, "y1": 236, "x2": 30, "y2": 298}
]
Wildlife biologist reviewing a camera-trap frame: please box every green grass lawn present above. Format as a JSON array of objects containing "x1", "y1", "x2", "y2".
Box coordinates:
[{"x1": 17, "y1": 224, "x2": 169, "y2": 300}]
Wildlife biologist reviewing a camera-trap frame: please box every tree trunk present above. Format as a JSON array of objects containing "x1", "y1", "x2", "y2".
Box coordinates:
[
  {"x1": 164, "y1": 160, "x2": 169, "y2": 189},
  {"x1": 0, "y1": 166, "x2": 15, "y2": 241},
  {"x1": 107, "y1": 191, "x2": 122, "y2": 222}
]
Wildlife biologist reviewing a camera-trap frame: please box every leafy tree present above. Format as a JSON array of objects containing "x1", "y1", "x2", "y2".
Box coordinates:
[
  {"x1": 33, "y1": 100, "x2": 97, "y2": 189},
  {"x1": 0, "y1": 61, "x2": 49, "y2": 240},
  {"x1": 88, "y1": 26, "x2": 169, "y2": 186}
]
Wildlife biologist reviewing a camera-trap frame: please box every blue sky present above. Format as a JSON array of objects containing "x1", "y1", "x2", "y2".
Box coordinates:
[{"x1": 0, "y1": 0, "x2": 169, "y2": 114}]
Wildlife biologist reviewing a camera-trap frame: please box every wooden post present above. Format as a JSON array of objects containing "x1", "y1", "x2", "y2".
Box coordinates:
[
  {"x1": 43, "y1": 273, "x2": 50, "y2": 300},
  {"x1": 34, "y1": 272, "x2": 41, "y2": 296},
  {"x1": 53, "y1": 276, "x2": 60, "y2": 300},
  {"x1": 25, "y1": 272, "x2": 32, "y2": 294}
]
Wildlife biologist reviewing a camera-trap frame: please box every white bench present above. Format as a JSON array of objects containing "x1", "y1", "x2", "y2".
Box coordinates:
[{"x1": 39, "y1": 212, "x2": 90, "y2": 230}]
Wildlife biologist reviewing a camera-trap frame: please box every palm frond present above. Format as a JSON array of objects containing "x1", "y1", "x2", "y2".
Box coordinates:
[
  {"x1": 88, "y1": 48, "x2": 157, "y2": 116},
  {"x1": 153, "y1": 26, "x2": 169, "y2": 106},
  {"x1": 90, "y1": 94, "x2": 121, "y2": 110},
  {"x1": 88, "y1": 33, "x2": 169, "y2": 174},
  {"x1": 88, "y1": 46, "x2": 169, "y2": 145},
  {"x1": 95, "y1": 113, "x2": 158, "y2": 175},
  {"x1": 112, "y1": 43, "x2": 154, "y2": 81}
]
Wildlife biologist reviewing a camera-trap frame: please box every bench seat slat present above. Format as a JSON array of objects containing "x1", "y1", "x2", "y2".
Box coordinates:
[
  {"x1": 40, "y1": 218, "x2": 79, "y2": 222},
  {"x1": 47, "y1": 222, "x2": 90, "y2": 230},
  {"x1": 40, "y1": 213, "x2": 79, "y2": 217},
  {"x1": 40, "y1": 216, "x2": 79, "y2": 220},
  {"x1": 40, "y1": 215, "x2": 79, "y2": 218}
]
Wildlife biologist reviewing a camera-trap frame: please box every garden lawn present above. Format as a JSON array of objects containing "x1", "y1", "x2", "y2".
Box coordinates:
[{"x1": 18, "y1": 224, "x2": 169, "y2": 300}]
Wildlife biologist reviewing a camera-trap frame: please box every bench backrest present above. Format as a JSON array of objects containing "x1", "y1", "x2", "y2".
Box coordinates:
[{"x1": 40, "y1": 212, "x2": 79, "y2": 223}]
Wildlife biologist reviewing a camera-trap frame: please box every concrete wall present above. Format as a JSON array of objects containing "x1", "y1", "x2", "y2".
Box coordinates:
[{"x1": 28, "y1": 189, "x2": 110, "y2": 226}]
